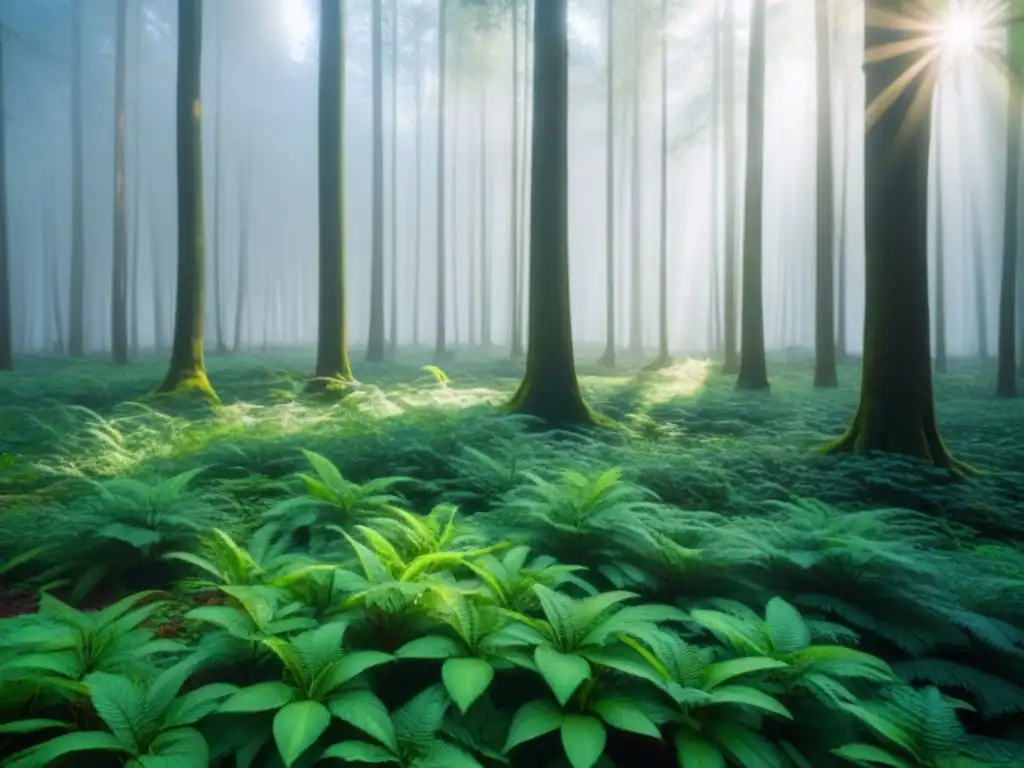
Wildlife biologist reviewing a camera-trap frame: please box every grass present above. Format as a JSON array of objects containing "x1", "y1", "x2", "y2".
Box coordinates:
[{"x1": 0, "y1": 346, "x2": 1022, "y2": 767}]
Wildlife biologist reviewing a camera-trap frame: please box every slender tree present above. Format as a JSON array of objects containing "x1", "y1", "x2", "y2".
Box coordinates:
[
  {"x1": 0, "y1": 25, "x2": 10, "y2": 371},
  {"x1": 934, "y1": 87, "x2": 948, "y2": 373},
  {"x1": 600, "y1": 0, "x2": 616, "y2": 367},
  {"x1": 827, "y1": 0, "x2": 964, "y2": 471},
  {"x1": 388, "y1": 0, "x2": 399, "y2": 356},
  {"x1": 112, "y1": 0, "x2": 129, "y2": 365},
  {"x1": 69, "y1": 1, "x2": 85, "y2": 357},
  {"x1": 156, "y1": 0, "x2": 216, "y2": 400},
  {"x1": 412, "y1": 13, "x2": 423, "y2": 346},
  {"x1": 509, "y1": 0, "x2": 522, "y2": 359},
  {"x1": 507, "y1": 0, "x2": 595, "y2": 425},
  {"x1": 309, "y1": 0, "x2": 354, "y2": 389},
  {"x1": 211, "y1": 4, "x2": 226, "y2": 354},
  {"x1": 736, "y1": 0, "x2": 769, "y2": 390},
  {"x1": 479, "y1": 70, "x2": 491, "y2": 348},
  {"x1": 721, "y1": 0, "x2": 738, "y2": 372},
  {"x1": 654, "y1": 0, "x2": 670, "y2": 367},
  {"x1": 435, "y1": 0, "x2": 449, "y2": 359},
  {"x1": 367, "y1": 0, "x2": 386, "y2": 361},
  {"x1": 813, "y1": 0, "x2": 837, "y2": 386},
  {"x1": 997, "y1": 20, "x2": 1022, "y2": 396},
  {"x1": 232, "y1": 144, "x2": 251, "y2": 352}
]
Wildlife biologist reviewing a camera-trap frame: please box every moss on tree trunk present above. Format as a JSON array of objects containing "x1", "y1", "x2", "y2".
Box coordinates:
[
  {"x1": 506, "y1": 0, "x2": 596, "y2": 427},
  {"x1": 308, "y1": 0, "x2": 354, "y2": 393},
  {"x1": 156, "y1": 0, "x2": 217, "y2": 403},
  {"x1": 825, "y1": 0, "x2": 965, "y2": 473}
]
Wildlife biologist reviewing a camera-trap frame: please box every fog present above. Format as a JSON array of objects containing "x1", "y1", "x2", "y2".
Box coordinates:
[{"x1": 0, "y1": 0, "x2": 1009, "y2": 358}]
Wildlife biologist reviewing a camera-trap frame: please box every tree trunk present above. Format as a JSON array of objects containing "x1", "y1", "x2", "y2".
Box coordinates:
[
  {"x1": 308, "y1": 0, "x2": 353, "y2": 390},
  {"x1": 813, "y1": 0, "x2": 836, "y2": 387},
  {"x1": 388, "y1": 0, "x2": 399, "y2": 356},
  {"x1": 516, "y1": 0, "x2": 532, "y2": 356},
  {"x1": 150, "y1": 185, "x2": 166, "y2": 350},
  {"x1": 736, "y1": 0, "x2": 769, "y2": 391},
  {"x1": 232, "y1": 147, "x2": 251, "y2": 352},
  {"x1": 366, "y1": 0, "x2": 386, "y2": 362},
  {"x1": 0, "y1": 27, "x2": 10, "y2": 371},
  {"x1": 509, "y1": 0, "x2": 522, "y2": 359},
  {"x1": 826, "y1": 0, "x2": 963, "y2": 472},
  {"x1": 479, "y1": 74, "x2": 491, "y2": 349},
  {"x1": 708, "y1": 1, "x2": 722, "y2": 356},
  {"x1": 413, "y1": 22, "x2": 423, "y2": 347},
  {"x1": 998, "y1": 37, "x2": 1021, "y2": 396},
  {"x1": 435, "y1": 0, "x2": 448, "y2": 360},
  {"x1": 45, "y1": 197, "x2": 65, "y2": 355},
  {"x1": 69, "y1": 1, "x2": 86, "y2": 357},
  {"x1": 836, "y1": 69, "x2": 850, "y2": 363},
  {"x1": 721, "y1": 0, "x2": 738, "y2": 372},
  {"x1": 600, "y1": 0, "x2": 616, "y2": 367},
  {"x1": 156, "y1": 0, "x2": 216, "y2": 400},
  {"x1": 211, "y1": 11, "x2": 226, "y2": 354},
  {"x1": 628, "y1": 5, "x2": 643, "y2": 357},
  {"x1": 129, "y1": 1, "x2": 142, "y2": 356},
  {"x1": 468, "y1": 141, "x2": 478, "y2": 348},
  {"x1": 450, "y1": 38, "x2": 462, "y2": 348},
  {"x1": 934, "y1": 88, "x2": 948, "y2": 373},
  {"x1": 111, "y1": 0, "x2": 130, "y2": 365},
  {"x1": 507, "y1": 0, "x2": 594, "y2": 426},
  {"x1": 654, "y1": 0, "x2": 670, "y2": 366}
]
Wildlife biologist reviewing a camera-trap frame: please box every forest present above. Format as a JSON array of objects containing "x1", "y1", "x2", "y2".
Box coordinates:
[{"x1": 0, "y1": 0, "x2": 1023, "y2": 766}]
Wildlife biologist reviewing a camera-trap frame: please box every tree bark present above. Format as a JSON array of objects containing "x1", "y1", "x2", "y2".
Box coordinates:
[
  {"x1": 479, "y1": 74, "x2": 491, "y2": 349},
  {"x1": 736, "y1": 0, "x2": 769, "y2": 391},
  {"x1": 721, "y1": 0, "x2": 738, "y2": 372},
  {"x1": 435, "y1": 0, "x2": 448, "y2": 360},
  {"x1": 0, "y1": 27, "x2": 10, "y2": 371},
  {"x1": 388, "y1": 0, "x2": 399, "y2": 356},
  {"x1": 232, "y1": 146, "x2": 251, "y2": 352},
  {"x1": 112, "y1": 0, "x2": 129, "y2": 365},
  {"x1": 366, "y1": 0, "x2": 386, "y2": 362},
  {"x1": 629, "y1": 5, "x2": 643, "y2": 357},
  {"x1": 507, "y1": 0, "x2": 594, "y2": 426},
  {"x1": 413, "y1": 20, "x2": 423, "y2": 346},
  {"x1": 509, "y1": 0, "x2": 522, "y2": 359},
  {"x1": 654, "y1": 0, "x2": 670, "y2": 366},
  {"x1": 813, "y1": 0, "x2": 836, "y2": 387},
  {"x1": 826, "y1": 0, "x2": 963, "y2": 472},
  {"x1": 157, "y1": 0, "x2": 216, "y2": 399},
  {"x1": 998, "y1": 37, "x2": 1021, "y2": 397},
  {"x1": 309, "y1": 0, "x2": 354, "y2": 390},
  {"x1": 69, "y1": 1, "x2": 86, "y2": 357},
  {"x1": 708, "y1": 2, "x2": 722, "y2": 356},
  {"x1": 934, "y1": 87, "x2": 948, "y2": 373},
  {"x1": 600, "y1": 0, "x2": 616, "y2": 367}
]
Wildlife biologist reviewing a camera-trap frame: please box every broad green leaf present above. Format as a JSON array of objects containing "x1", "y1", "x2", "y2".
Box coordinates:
[
  {"x1": 589, "y1": 698, "x2": 661, "y2": 739},
  {"x1": 163, "y1": 683, "x2": 241, "y2": 727},
  {"x1": 710, "y1": 685, "x2": 793, "y2": 719},
  {"x1": 320, "y1": 740, "x2": 398, "y2": 763},
  {"x1": 395, "y1": 634, "x2": 464, "y2": 659},
  {"x1": 442, "y1": 657, "x2": 494, "y2": 714},
  {"x1": 136, "y1": 727, "x2": 209, "y2": 767},
  {"x1": 831, "y1": 744, "x2": 914, "y2": 768},
  {"x1": 764, "y1": 598, "x2": 810, "y2": 654},
  {"x1": 273, "y1": 700, "x2": 332, "y2": 767},
  {"x1": 709, "y1": 722, "x2": 783, "y2": 768},
  {"x1": 690, "y1": 610, "x2": 768, "y2": 655},
  {"x1": 392, "y1": 684, "x2": 450, "y2": 746},
  {"x1": 837, "y1": 703, "x2": 917, "y2": 754},
  {"x1": 416, "y1": 739, "x2": 488, "y2": 768},
  {"x1": 328, "y1": 689, "x2": 400, "y2": 754},
  {"x1": 314, "y1": 650, "x2": 394, "y2": 696},
  {"x1": 87, "y1": 672, "x2": 148, "y2": 751},
  {"x1": 534, "y1": 645, "x2": 591, "y2": 706},
  {"x1": 561, "y1": 714, "x2": 606, "y2": 768},
  {"x1": 4, "y1": 731, "x2": 133, "y2": 768},
  {"x1": 674, "y1": 731, "x2": 727, "y2": 768},
  {"x1": 183, "y1": 605, "x2": 255, "y2": 638},
  {"x1": 219, "y1": 681, "x2": 296, "y2": 713},
  {"x1": 0, "y1": 719, "x2": 68, "y2": 735},
  {"x1": 703, "y1": 657, "x2": 789, "y2": 690},
  {"x1": 504, "y1": 698, "x2": 563, "y2": 753}
]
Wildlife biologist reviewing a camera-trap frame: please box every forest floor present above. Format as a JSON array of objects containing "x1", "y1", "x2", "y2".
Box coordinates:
[{"x1": 1, "y1": 348, "x2": 1023, "y2": 766}]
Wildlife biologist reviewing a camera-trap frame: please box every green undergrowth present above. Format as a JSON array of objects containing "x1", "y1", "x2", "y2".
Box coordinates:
[{"x1": 1, "y1": 349, "x2": 1023, "y2": 766}]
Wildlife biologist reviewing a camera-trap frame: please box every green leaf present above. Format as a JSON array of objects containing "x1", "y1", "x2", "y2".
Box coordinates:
[
  {"x1": 442, "y1": 657, "x2": 495, "y2": 714},
  {"x1": 5, "y1": 731, "x2": 133, "y2": 768},
  {"x1": 836, "y1": 703, "x2": 917, "y2": 754},
  {"x1": 328, "y1": 689, "x2": 400, "y2": 754},
  {"x1": 702, "y1": 657, "x2": 789, "y2": 690},
  {"x1": 0, "y1": 720, "x2": 68, "y2": 735},
  {"x1": 87, "y1": 671, "x2": 149, "y2": 751},
  {"x1": 320, "y1": 740, "x2": 399, "y2": 763},
  {"x1": 589, "y1": 697, "x2": 661, "y2": 739},
  {"x1": 314, "y1": 650, "x2": 394, "y2": 697},
  {"x1": 674, "y1": 731, "x2": 727, "y2": 768},
  {"x1": 184, "y1": 605, "x2": 256, "y2": 638},
  {"x1": 395, "y1": 634, "x2": 464, "y2": 659},
  {"x1": 831, "y1": 744, "x2": 914, "y2": 768},
  {"x1": 163, "y1": 683, "x2": 241, "y2": 728},
  {"x1": 710, "y1": 685, "x2": 793, "y2": 719},
  {"x1": 137, "y1": 727, "x2": 209, "y2": 767},
  {"x1": 534, "y1": 645, "x2": 591, "y2": 706},
  {"x1": 561, "y1": 714, "x2": 606, "y2": 768},
  {"x1": 764, "y1": 598, "x2": 810, "y2": 654},
  {"x1": 219, "y1": 681, "x2": 296, "y2": 713},
  {"x1": 273, "y1": 700, "x2": 332, "y2": 767},
  {"x1": 504, "y1": 698, "x2": 564, "y2": 753}
]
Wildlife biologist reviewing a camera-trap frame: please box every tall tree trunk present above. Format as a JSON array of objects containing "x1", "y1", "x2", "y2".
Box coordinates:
[
  {"x1": 232, "y1": 147, "x2": 251, "y2": 352},
  {"x1": 69, "y1": 1, "x2": 86, "y2": 357},
  {"x1": 973, "y1": 228, "x2": 989, "y2": 363},
  {"x1": 708, "y1": 1, "x2": 722, "y2": 356},
  {"x1": 211, "y1": 10, "x2": 226, "y2": 354},
  {"x1": 388, "y1": 0, "x2": 399, "y2": 356},
  {"x1": 111, "y1": 0, "x2": 129, "y2": 365},
  {"x1": 629, "y1": 5, "x2": 643, "y2": 356},
  {"x1": 655, "y1": 0, "x2": 670, "y2": 365},
  {"x1": 435, "y1": 0, "x2": 448, "y2": 359},
  {"x1": 479, "y1": 74, "x2": 491, "y2": 349},
  {"x1": 736, "y1": 0, "x2": 768, "y2": 391},
  {"x1": 509, "y1": 0, "x2": 522, "y2": 359},
  {"x1": 721, "y1": 0, "x2": 738, "y2": 372},
  {"x1": 600, "y1": 0, "x2": 615, "y2": 367},
  {"x1": 45, "y1": 197, "x2": 65, "y2": 355},
  {"x1": 813, "y1": 0, "x2": 836, "y2": 387},
  {"x1": 468, "y1": 142, "x2": 478, "y2": 348},
  {"x1": 150, "y1": 185, "x2": 166, "y2": 350},
  {"x1": 507, "y1": 0, "x2": 594, "y2": 425},
  {"x1": 998, "y1": 28, "x2": 1022, "y2": 396},
  {"x1": 309, "y1": 0, "x2": 353, "y2": 388},
  {"x1": 827, "y1": 0, "x2": 963, "y2": 472},
  {"x1": 516, "y1": 0, "x2": 532, "y2": 355},
  {"x1": 129, "y1": 1, "x2": 142, "y2": 356},
  {"x1": 450, "y1": 38, "x2": 462, "y2": 348},
  {"x1": 934, "y1": 88, "x2": 948, "y2": 373},
  {"x1": 413, "y1": 22, "x2": 423, "y2": 347},
  {"x1": 836, "y1": 68, "x2": 850, "y2": 363},
  {"x1": 157, "y1": 0, "x2": 216, "y2": 400},
  {"x1": 0, "y1": 27, "x2": 10, "y2": 371},
  {"x1": 366, "y1": 0, "x2": 386, "y2": 361}
]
